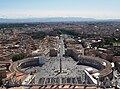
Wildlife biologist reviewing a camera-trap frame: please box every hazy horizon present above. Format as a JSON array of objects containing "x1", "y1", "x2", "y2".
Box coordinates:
[{"x1": 0, "y1": 0, "x2": 120, "y2": 19}]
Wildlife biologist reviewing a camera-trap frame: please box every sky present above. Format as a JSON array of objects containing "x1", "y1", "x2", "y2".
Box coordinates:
[{"x1": 0, "y1": 0, "x2": 120, "y2": 19}]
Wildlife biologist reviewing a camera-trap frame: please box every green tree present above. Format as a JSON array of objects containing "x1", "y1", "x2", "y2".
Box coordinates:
[{"x1": 12, "y1": 53, "x2": 26, "y2": 62}]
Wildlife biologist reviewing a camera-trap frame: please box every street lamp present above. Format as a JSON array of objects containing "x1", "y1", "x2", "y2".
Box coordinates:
[{"x1": 115, "y1": 38, "x2": 118, "y2": 46}]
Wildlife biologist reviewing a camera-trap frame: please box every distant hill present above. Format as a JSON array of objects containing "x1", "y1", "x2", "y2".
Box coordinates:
[
  {"x1": 0, "y1": 17, "x2": 97, "y2": 23},
  {"x1": 0, "y1": 17, "x2": 120, "y2": 23}
]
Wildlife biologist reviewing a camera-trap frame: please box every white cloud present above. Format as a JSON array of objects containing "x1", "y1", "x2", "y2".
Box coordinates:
[{"x1": 0, "y1": 10, "x2": 120, "y2": 19}]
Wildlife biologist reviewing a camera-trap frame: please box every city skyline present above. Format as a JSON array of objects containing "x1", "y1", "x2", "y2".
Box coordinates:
[{"x1": 0, "y1": 0, "x2": 120, "y2": 19}]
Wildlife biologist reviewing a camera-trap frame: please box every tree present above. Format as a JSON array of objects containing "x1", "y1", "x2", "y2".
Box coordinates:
[{"x1": 12, "y1": 53, "x2": 26, "y2": 62}]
